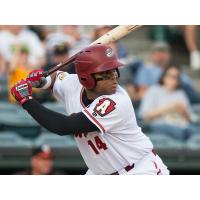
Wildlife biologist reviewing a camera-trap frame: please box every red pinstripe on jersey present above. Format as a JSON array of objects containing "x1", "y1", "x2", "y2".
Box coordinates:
[
  {"x1": 80, "y1": 87, "x2": 85, "y2": 108},
  {"x1": 153, "y1": 161, "x2": 162, "y2": 175}
]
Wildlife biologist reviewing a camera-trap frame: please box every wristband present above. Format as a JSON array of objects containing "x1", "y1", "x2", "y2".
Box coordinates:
[
  {"x1": 41, "y1": 76, "x2": 52, "y2": 90},
  {"x1": 20, "y1": 96, "x2": 33, "y2": 105}
]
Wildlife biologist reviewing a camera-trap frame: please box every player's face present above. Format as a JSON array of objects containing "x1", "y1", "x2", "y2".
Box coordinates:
[{"x1": 93, "y1": 69, "x2": 119, "y2": 95}]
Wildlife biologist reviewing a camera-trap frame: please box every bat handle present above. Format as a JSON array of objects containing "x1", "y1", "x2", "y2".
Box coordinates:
[
  {"x1": 43, "y1": 63, "x2": 63, "y2": 77},
  {"x1": 43, "y1": 71, "x2": 49, "y2": 78}
]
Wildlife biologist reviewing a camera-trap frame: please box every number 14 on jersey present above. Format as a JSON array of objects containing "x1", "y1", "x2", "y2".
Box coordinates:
[{"x1": 88, "y1": 136, "x2": 108, "y2": 154}]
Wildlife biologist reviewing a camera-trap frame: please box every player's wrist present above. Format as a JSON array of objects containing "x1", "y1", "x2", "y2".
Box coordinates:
[
  {"x1": 40, "y1": 75, "x2": 52, "y2": 90},
  {"x1": 20, "y1": 96, "x2": 33, "y2": 105}
]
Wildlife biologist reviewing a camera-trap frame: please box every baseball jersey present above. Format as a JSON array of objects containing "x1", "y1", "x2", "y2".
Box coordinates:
[{"x1": 53, "y1": 71, "x2": 153, "y2": 175}]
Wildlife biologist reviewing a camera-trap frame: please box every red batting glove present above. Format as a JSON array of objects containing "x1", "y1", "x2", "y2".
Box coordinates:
[
  {"x1": 27, "y1": 69, "x2": 47, "y2": 88},
  {"x1": 11, "y1": 80, "x2": 33, "y2": 105}
]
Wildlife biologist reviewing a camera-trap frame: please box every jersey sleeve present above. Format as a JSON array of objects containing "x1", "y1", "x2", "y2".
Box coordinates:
[
  {"x1": 52, "y1": 71, "x2": 69, "y2": 103},
  {"x1": 82, "y1": 92, "x2": 129, "y2": 134}
]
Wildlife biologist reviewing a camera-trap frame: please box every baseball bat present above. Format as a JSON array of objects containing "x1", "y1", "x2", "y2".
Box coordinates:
[{"x1": 44, "y1": 25, "x2": 143, "y2": 77}]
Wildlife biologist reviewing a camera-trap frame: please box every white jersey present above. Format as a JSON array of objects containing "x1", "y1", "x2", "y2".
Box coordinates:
[{"x1": 53, "y1": 71, "x2": 154, "y2": 175}]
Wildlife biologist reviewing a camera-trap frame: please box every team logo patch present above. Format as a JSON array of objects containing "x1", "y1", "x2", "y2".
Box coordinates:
[
  {"x1": 105, "y1": 48, "x2": 114, "y2": 57},
  {"x1": 59, "y1": 72, "x2": 66, "y2": 80},
  {"x1": 92, "y1": 112, "x2": 97, "y2": 117},
  {"x1": 94, "y1": 98, "x2": 116, "y2": 117}
]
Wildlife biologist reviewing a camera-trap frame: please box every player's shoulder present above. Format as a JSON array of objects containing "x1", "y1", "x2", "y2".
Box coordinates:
[
  {"x1": 56, "y1": 71, "x2": 79, "y2": 83},
  {"x1": 54, "y1": 71, "x2": 81, "y2": 92},
  {"x1": 97, "y1": 85, "x2": 129, "y2": 100}
]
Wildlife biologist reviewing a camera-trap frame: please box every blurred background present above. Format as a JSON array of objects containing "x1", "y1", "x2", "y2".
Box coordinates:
[{"x1": 0, "y1": 25, "x2": 200, "y2": 175}]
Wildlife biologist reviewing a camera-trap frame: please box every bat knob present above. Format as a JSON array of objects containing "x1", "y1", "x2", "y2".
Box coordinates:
[{"x1": 43, "y1": 71, "x2": 49, "y2": 77}]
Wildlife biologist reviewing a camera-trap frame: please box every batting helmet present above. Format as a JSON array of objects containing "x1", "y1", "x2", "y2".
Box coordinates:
[{"x1": 75, "y1": 44, "x2": 123, "y2": 89}]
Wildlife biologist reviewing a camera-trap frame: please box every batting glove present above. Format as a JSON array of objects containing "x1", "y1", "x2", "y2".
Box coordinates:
[
  {"x1": 11, "y1": 79, "x2": 33, "y2": 105},
  {"x1": 27, "y1": 69, "x2": 47, "y2": 88}
]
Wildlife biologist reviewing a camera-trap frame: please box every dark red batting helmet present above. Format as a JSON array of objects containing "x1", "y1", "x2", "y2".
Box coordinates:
[{"x1": 75, "y1": 44, "x2": 123, "y2": 89}]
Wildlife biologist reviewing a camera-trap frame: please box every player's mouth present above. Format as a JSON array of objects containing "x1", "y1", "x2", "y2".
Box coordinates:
[{"x1": 111, "y1": 82, "x2": 118, "y2": 90}]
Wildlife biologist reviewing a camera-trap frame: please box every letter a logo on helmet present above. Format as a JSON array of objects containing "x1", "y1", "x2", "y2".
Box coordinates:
[{"x1": 75, "y1": 44, "x2": 123, "y2": 89}]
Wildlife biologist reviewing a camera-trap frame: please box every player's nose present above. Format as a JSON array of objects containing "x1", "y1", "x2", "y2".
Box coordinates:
[{"x1": 109, "y1": 70, "x2": 118, "y2": 80}]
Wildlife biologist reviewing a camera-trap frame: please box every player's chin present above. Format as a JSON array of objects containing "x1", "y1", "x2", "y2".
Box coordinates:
[{"x1": 108, "y1": 85, "x2": 118, "y2": 94}]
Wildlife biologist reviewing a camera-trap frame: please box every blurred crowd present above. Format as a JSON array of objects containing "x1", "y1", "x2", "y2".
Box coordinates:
[{"x1": 0, "y1": 25, "x2": 200, "y2": 146}]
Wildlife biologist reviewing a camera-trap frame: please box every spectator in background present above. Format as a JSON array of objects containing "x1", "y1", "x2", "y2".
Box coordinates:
[
  {"x1": 8, "y1": 44, "x2": 39, "y2": 103},
  {"x1": 183, "y1": 25, "x2": 200, "y2": 70},
  {"x1": 0, "y1": 54, "x2": 7, "y2": 100},
  {"x1": 45, "y1": 26, "x2": 73, "y2": 54},
  {"x1": 134, "y1": 42, "x2": 171, "y2": 101},
  {"x1": 44, "y1": 43, "x2": 70, "y2": 71},
  {"x1": 62, "y1": 25, "x2": 90, "y2": 56},
  {"x1": 28, "y1": 25, "x2": 58, "y2": 42},
  {"x1": 151, "y1": 25, "x2": 200, "y2": 70},
  {"x1": 0, "y1": 25, "x2": 5, "y2": 30},
  {"x1": 124, "y1": 41, "x2": 172, "y2": 108},
  {"x1": 0, "y1": 25, "x2": 45, "y2": 67},
  {"x1": 39, "y1": 43, "x2": 74, "y2": 103},
  {"x1": 45, "y1": 25, "x2": 90, "y2": 58},
  {"x1": 15, "y1": 144, "x2": 63, "y2": 175},
  {"x1": 139, "y1": 65, "x2": 199, "y2": 141},
  {"x1": 0, "y1": 53, "x2": 6, "y2": 75},
  {"x1": 133, "y1": 41, "x2": 200, "y2": 105}
]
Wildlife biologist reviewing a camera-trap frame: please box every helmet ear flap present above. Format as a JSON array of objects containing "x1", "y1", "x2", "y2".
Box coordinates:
[{"x1": 79, "y1": 74, "x2": 96, "y2": 89}]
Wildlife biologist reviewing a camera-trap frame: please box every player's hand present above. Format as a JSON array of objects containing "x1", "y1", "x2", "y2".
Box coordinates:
[
  {"x1": 11, "y1": 79, "x2": 33, "y2": 105},
  {"x1": 27, "y1": 69, "x2": 47, "y2": 88}
]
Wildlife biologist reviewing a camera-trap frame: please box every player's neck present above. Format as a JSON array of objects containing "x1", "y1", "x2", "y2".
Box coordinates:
[{"x1": 85, "y1": 89, "x2": 99, "y2": 100}]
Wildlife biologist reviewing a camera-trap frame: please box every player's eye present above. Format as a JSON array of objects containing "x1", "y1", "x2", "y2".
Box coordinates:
[{"x1": 94, "y1": 69, "x2": 118, "y2": 81}]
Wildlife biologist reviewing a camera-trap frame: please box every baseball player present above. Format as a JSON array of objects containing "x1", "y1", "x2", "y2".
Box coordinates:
[{"x1": 11, "y1": 44, "x2": 169, "y2": 175}]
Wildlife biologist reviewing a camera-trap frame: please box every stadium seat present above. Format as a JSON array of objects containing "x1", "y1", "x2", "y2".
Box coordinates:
[
  {"x1": 138, "y1": 121, "x2": 151, "y2": 133},
  {"x1": 0, "y1": 76, "x2": 8, "y2": 101},
  {"x1": 191, "y1": 104, "x2": 200, "y2": 114},
  {"x1": 0, "y1": 131, "x2": 32, "y2": 147},
  {"x1": 0, "y1": 112, "x2": 41, "y2": 138},
  {"x1": 148, "y1": 133, "x2": 184, "y2": 149},
  {"x1": 34, "y1": 132, "x2": 76, "y2": 148},
  {"x1": 0, "y1": 131, "x2": 33, "y2": 158},
  {"x1": 0, "y1": 101, "x2": 19, "y2": 112},
  {"x1": 186, "y1": 134, "x2": 200, "y2": 150}
]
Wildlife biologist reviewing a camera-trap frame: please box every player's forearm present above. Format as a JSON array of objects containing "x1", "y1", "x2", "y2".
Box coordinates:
[
  {"x1": 40, "y1": 72, "x2": 57, "y2": 90},
  {"x1": 22, "y1": 99, "x2": 98, "y2": 135}
]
